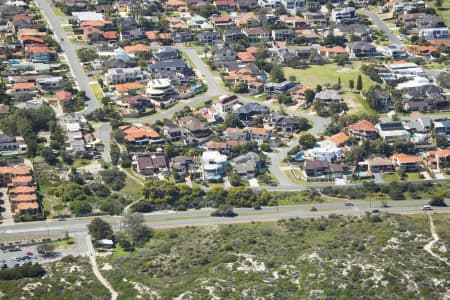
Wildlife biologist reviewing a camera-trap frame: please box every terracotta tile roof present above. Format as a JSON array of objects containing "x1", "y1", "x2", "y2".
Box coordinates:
[
  {"x1": 426, "y1": 149, "x2": 450, "y2": 158},
  {"x1": 11, "y1": 176, "x2": 33, "y2": 184},
  {"x1": 347, "y1": 120, "x2": 376, "y2": 132},
  {"x1": 10, "y1": 193, "x2": 37, "y2": 202},
  {"x1": 159, "y1": 33, "x2": 171, "y2": 39},
  {"x1": 237, "y1": 51, "x2": 255, "y2": 62},
  {"x1": 214, "y1": 0, "x2": 234, "y2": 5},
  {"x1": 247, "y1": 46, "x2": 259, "y2": 54},
  {"x1": 392, "y1": 153, "x2": 423, "y2": 164},
  {"x1": 16, "y1": 201, "x2": 39, "y2": 210},
  {"x1": 119, "y1": 125, "x2": 160, "y2": 142},
  {"x1": 80, "y1": 20, "x2": 112, "y2": 28},
  {"x1": 211, "y1": 16, "x2": 232, "y2": 24},
  {"x1": 329, "y1": 132, "x2": 349, "y2": 146},
  {"x1": 13, "y1": 14, "x2": 32, "y2": 21},
  {"x1": 20, "y1": 36, "x2": 44, "y2": 43},
  {"x1": 0, "y1": 166, "x2": 31, "y2": 175},
  {"x1": 25, "y1": 45, "x2": 56, "y2": 54},
  {"x1": 146, "y1": 31, "x2": 159, "y2": 40},
  {"x1": 56, "y1": 90, "x2": 72, "y2": 102},
  {"x1": 404, "y1": 45, "x2": 437, "y2": 55},
  {"x1": 102, "y1": 31, "x2": 117, "y2": 39},
  {"x1": 13, "y1": 82, "x2": 35, "y2": 90},
  {"x1": 248, "y1": 127, "x2": 269, "y2": 135},
  {"x1": 9, "y1": 186, "x2": 36, "y2": 194},
  {"x1": 226, "y1": 128, "x2": 246, "y2": 134},
  {"x1": 205, "y1": 140, "x2": 228, "y2": 149},
  {"x1": 167, "y1": 0, "x2": 186, "y2": 6},
  {"x1": 124, "y1": 44, "x2": 149, "y2": 54},
  {"x1": 236, "y1": 13, "x2": 257, "y2": 25},
  {"x1": 84, "y1": 26, "x2": 102, "y2": 35},
  {"x1": 319, "y1": 46, "x2": 346, "y2": 53},
  {"x1": 281, "y1": 15, "x2": 306, "y2": 23},
  {"x1": 429, "y1": 39, "x2": 450, "y2": 47},
  {"x1": 115, "y1": 82, "x2": 144, "y2": 92},
  {"x1": 18, "y1": 28, "x2": 47, "y2": 37}
]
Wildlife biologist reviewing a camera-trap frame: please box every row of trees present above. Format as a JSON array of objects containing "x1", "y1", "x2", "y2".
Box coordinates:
[{"x1": 134, "y1": 180, "x2": 277, "y2": 212}]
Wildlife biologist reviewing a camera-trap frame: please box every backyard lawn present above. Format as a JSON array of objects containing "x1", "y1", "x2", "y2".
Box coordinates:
[
  {"x1": 383, "y1": 172, "x2": 400, "y2": 182},
  {"x1": 283, "y1": 62, "x2": 376, "y2": 92}
]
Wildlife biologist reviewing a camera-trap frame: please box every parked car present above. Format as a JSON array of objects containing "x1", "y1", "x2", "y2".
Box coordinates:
[
  {"x1": 57, "y1": 217, "x2": 65, "y2": 221},
  {"x1": 371, "y1": 209, "x2": 380, "y2": 213},
  {"x1": 9, "y1": 246, "x2": 21, "y2": 252},
  {"x1": 26, "y1": 252, "x2": 33, "y2": 257},
  {"x1": 1, "y1": 264, "x2": 7, "y2": 269},
  {"x1": 345, "y1": 202, "x2": 354, "y2": 207},
  {"x1": 11, "y1": 257, "x2": 21, "y2": 261},
  {"x1": 422, "y1": 205, "x2": 433, "y2": 211}
]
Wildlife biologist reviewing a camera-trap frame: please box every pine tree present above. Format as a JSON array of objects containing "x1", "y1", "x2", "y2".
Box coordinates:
[
  {"x1": 356, "y1": 75, "x2": 363, "y2": 91},
  {"x1": 349, "y1": 79, "x2": 354, "y2": 91}
]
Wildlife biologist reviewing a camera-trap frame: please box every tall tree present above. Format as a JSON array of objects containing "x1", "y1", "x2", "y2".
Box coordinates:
[
  {"x1": 349, "y1": 79, "x2": 354, "y2": 91},
  {"x1": 88, "y1": 218, "x2": 113, "y2": 241},
  {"x1": 123, "y1": 213, "x2": 152, "y2": 245},
  {"x1": 356, "y1": 75, "x2": 363, "y2": 91},
  {"x1": 270, "y1": 64, "x2": 286, "y2": 83}
]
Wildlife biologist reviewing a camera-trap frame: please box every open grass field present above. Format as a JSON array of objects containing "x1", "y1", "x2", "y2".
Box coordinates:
[
  {"x1": 98, "y1": 213, "x2": 450, "y2": 299},
  {"x1": 283, "y1": 62, "x2": 376, "y2": 92},
  {"x1": 89, "y1": 82, "x2": 104, "y2": 102}
]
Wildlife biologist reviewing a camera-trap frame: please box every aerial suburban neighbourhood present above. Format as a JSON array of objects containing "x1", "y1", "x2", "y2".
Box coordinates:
[{"x1": 0, "y1": 0, "x2": 449, "y2": 297}]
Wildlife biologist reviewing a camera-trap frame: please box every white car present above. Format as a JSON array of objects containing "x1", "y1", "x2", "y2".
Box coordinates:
[
  {"x1": 422, "y1": 205, "x2": 433, "y2": 211},
  {"x1": 11, "y1": 257, "x2": 21, "y2": 261}
]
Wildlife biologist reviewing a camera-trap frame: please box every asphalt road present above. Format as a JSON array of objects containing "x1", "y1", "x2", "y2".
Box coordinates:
[
  {"x1": 34, "y1": 0, "x2": 99, "y2": 114},
  {"x1": 98, "y1": 123, "x2": 112, "y2": 163},
  {"x1": 1, "y1": 200, "x2": 448, "y2": 240},
  {"x1": 362, "y1": 10, "x2": 403, "y2": 46}
]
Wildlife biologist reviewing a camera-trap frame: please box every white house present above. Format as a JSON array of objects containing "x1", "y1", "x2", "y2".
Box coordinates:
[
  {"x1": 106, "y1": 67, "x2": 144, "y2": 85},
  {"x1": 303, "y1": 140, "x2": 343, "y2": 162},
  {"x1": 200, "y1": 151, "x2": 227, "y2": 181}
]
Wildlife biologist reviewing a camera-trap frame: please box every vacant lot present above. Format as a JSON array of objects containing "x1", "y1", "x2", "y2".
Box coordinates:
[
  {"x1": 0, "y1": 256, "x2": 109, "y2": 299},
  {"x1": 99, "y1": 213, "x2": 450, "y2": 299},
  {"x1": 283, "y1": 62, "x2": 376, "y2": 92}
]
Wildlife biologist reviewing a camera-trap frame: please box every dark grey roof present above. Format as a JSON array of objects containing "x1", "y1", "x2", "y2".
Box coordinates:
[
  {"x1": 235, "y1": 102, "x2": 269, "y2": 115},
  {"x1": 149, "y1": 59, "x2": 187, "y2": 70},
  {"x1": 378, "y1": 122, "x2": 405, "y2": 131}
]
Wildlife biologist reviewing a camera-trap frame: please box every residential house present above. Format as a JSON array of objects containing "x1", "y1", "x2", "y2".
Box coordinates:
[
  {"x1": 346, "y1": 120, "x2": 378, "y2": 141},
  {"x1": 375, "y1": 122, "x2": 410, "y2": 143},
  {"x1": 426, "y1": 149, "x2": 450, "y2": 170},
  {"x1": 236, "y1": 0, "x2": 258, "y2": 12},
  {"x1": 303, "y1": 12, "x2": 327, "y2": 27},
  {"x1": 0, "y1": 134, "x2": 26, "y2": 155},
  {"x1": 173, "y1": 31, "x2": 194, "y2": 43},
  {"x1": 163, "y1": 119, "x2": 183, "y2": 141},
  {"x1": 280, "y1": 0, "x2": 305, "y2": 14},
  {"x1": 303, "y1": 140, "x2": 343, "y2": 162},
  {"x1": 391, "y1": 153, "x2": 423, "y2": 172},
  {"x1": 264, "y1": 81, "x2": 296, "y2": 96},
  {"x1": 346, "y1": 42, "x2": 376, "y2": 58},
  {"x1": 25, "y1": 45, "x2": 56, "y2": 62},
  {"x1": 272, "y1": 29, "x2": 294, "y2": 41},
  {"x1": 55, "y1": 90, "x2": 73, "y2": 107},
  {"x1": 153, "y1": 47, "x2": 179, "y2": 62},
  {"x1": 214, "y1": 0, "x2": 235, "y2": 11},
  {"x1": 204, "y1": 141, "x2": 232, "y2": 154},
  {"x1": 225, "y1": 128, "x2": 249, "y2": 142},
  {"x1": 119, "y1": 124, "x2": 163, "y2": 144},
  {"x1": 300, "y1": 160, "x2": 331, "y2": 178},
  {"x1": 146, "y1": 78, "x2": 177, "y2": 108},
  {"x1": 247, "y1": 127, "x2": 272, "y2": 142},
  {"x1": 213, "y1": 94, "x2": 240, "y2": 116},
  {"x1": 197, "y1": 31, "x2": 221, "y2": 44},
  {"x1": 280, "y1": 15, "x2": 307, "y2": 28},
  {"x1": 402, "y1": 117, "x2": 432, "y2": 133},
  {"x1": 132, "y1": 151, "x2": 168, "y2": 176},
  {"x1": 366, "y1": 156, "x2": 394, "y2": 174},
  {"x1": 315, "y1": 89, "x2": 343, "y2": 102},
  {"x1": 170, "y1": 156, "x2": 199, "y2": 175},
  {"x1": 242, "y1": 27, "x2": 270, "y2": 42},
  {"x1": 234, "y1": 102, "x2": 270, "y2": 121},
  {"x1": 330, "y1": 7, "x2": 358, "y2": 24},
  {"x1": 232, "y1": 151, "x2": 261, "y2": 179},
  {"x1": 115, "y1": 82, "x2": 145, "y2": 94},
  {"x1": 329, "y1": 132, "x2": 350, "y2": 148},
  {"x1": 212, "y1": 44, "x2": 237, "y2": 62},
  {"x1": 105, "y1": 67, "x2": 144, "y2": 85},
  {"x1": 400, "y1": 84, "x2": 447, "y2": 112},
  {"x1": 223, "y1": 29, "x2": 244, "y2": 43},
  {"x1": 434, "y1": 120, "x2": 450, "y2": 136},
  {"x1": 319, "y1": 46, "x2": 347, "y2": 59},
  {"x1": 36, "y1": 77, "x2": 63, "y2": 92},
  {"x1": 211, "y1": 16, "x2": 233, "y2": 28},
  {"x1": 200, "y1": 150, "x2": 227, "y2": 180},
  {"x1": 178, "y1": 116, "x2": 211, "y2": 138},
  {"x1": 263, "y1": 113, "x2": 298, "y2": 132}
]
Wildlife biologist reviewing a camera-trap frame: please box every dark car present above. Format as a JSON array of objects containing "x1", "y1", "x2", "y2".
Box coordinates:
[
  {"x1": 8, "y1": 246, "x2": 21, "y2": 252},
  {"x1": 371, "y1": 209, "x2": 380, "y2": 213},
  {"x1": 1, "y1": 264, "x2": 7, "y2": 269},
  {"x1": 345, "y1": 202, "x2": 354, "y2": 207}
]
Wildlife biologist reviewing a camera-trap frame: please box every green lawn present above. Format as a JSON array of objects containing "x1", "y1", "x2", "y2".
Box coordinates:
[
  {"x1": 283, "y1": 62, "x2": 376, "y2": 92},
  {"x1": 428, "y1": 2, "x2": 450, "y2": 25},
  {"x1": 89, "y1": 82, "x2": 104, "y2": 102},
  {"x1": 382, "y1": 172, "x2": 400, "y2": 182},
  {"x1": 63, "y1": 26, "x2": 73, "y2": 33},
  {"x1": 405, "y1": 172, "x2": 421, "y2": 181},
  {"x1": 344, "y1": 92, "x2": 377, "y2": 115}
]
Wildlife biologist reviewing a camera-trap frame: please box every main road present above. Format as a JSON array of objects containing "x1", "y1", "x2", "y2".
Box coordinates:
[
  {"x1": 34, "y1": 0, "x2": 99, "y2": 114},
  {"x1": 1, "y1": 200, "x2": 448, "y2": 240}
]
